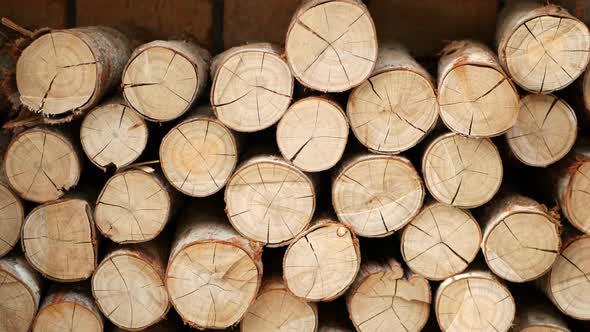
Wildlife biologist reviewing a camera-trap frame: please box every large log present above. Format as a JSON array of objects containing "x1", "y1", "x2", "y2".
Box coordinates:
[
  {"x1": 497, "y1": 1, "x2": 590, "y2": 94},
  {"x1": 285, "y1": 0, "x2": 378, "y2": 92}
]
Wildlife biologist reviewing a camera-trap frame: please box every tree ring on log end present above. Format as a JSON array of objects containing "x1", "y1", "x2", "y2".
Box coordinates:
[
  {"x1": 564, "y1": 161, "x2": 590, "y2": 234},
  {"x1": 0, "y1": 184, "x2": 24, "y2": 256},
  {"x1": 0, "y1": 268, "x2": 38, "y2": 332},
  {"x1": 33, "y1": 301, "x2": 103, "y2": 332}
]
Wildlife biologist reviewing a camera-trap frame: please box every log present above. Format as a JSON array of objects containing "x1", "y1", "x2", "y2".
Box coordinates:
[
  {"x1": 0, "y1": 134, "x2": 24, "y2": 257},
  {"x1": 332, "y1": 153, "x2": 424, "y2": 237},
  {"x1": 166, "y1": 206, "x2": 263, "y2": 329},
  {"x1": 283, "y1": 218, "x2": 360, "y2": 302},
  {"x1": 32, "y1": 284, "x2": 103, "y2": 332},
  {"x1": 16, "y1": 27, "x2": 136, "y2": 119},
  {"x1": 346, "y1": 257, "x2": 430, "y2": 332},
  {"x1": 347, "y1": 43, "x2": 439, "y2": 154},
  {"x1": 0, "y1": 252, "x2": 43, "y2": 332},
  {"x1": 80, "y1": 98, "x2": 148, "y2": 170},
  {"x1": 435, "y1": 269, "x2": 515, "y2": 332},
  {"x1": 513, "y1": 295, "x2": 570, "y2": 332},
  {"x1": 276, "y1": 96, "x2": 348, "y2": 172},
  {"x1": 583, "y1": 66, "x2": 590, "y2": 118},
  {"x1": 159, "y1": 106, "x2": 239, "y2": 197},
  {"x1": 400, "y1": 201, "x2": 482, "y2": 281},
  {"x1": 122, "y1": 40, "x2": 211, "y2": 122},
  {"x1": 506, "y1": 94, "x2": 577, "y2": 167},
  {"x1": 210, "y1": 43, "x2": 293, "y2": 132},
  {"x1": 94, "y1": 166, "x2": 178, "y2": 243},
  {"x1": 225, "y1": 155, "x2": 316, "y2": 247},
  {"x1": 422, "y1": 132, "x2": 503, "y2": 208},
  {"x1": 285, "y1": 0, "x2": 378, "y2": 92},
  {"x1": 496, "y1": 1, "x2": 590, "y2": 94},
  {"x1": 92, "y1": 240, "x2": 169, "y2": 330},
  {"x1": 438, "y1": 41, "x2": 519, "y2": 137},
  {"x1": 3, "y1": 126, "x2": 82, "y2": 203},
  {"x1": 241, "y1": 276, "x2": 318, "y2": 332},
  {"x1": 21, "y1": 198, "x2": 97, "y2": 281}
]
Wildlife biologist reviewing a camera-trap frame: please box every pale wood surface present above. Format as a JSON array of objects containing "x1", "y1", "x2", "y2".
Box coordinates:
[{"x1": 0, "y1": 182, "x2": 24, "y2": 257}]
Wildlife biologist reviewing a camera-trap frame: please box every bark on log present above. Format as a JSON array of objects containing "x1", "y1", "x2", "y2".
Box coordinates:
[
  {"x1": 438, "y1": 41, "x2": 519, "y2": 137},
  {"x1": 513, "y1": 295, "x2": 570, "y2": 332},
  {"x1": 400, "y1": 201, "x2": 482, "y2": 281},
  {"x1": 225, "y1": 154, "x2": 316, "y2": 247},
  {"x1": 347, "y1": 43, "x2": 439, "y2": 154},
  {"x1": 285, "y1": 0, "x2": 378, "y2": 92},
  {"x1": 123, "y1": 40, "x2": 210, "y2": 122},
  {"x1": 422, "y1": 132, "x2": 503, "y2": 208},
  {"x1": 496, "y1": 1, "x2": 590, "y2": 94},
  {"x1": 276, "y1": 96, "x2": 348, "y2": 172},
  {"x1": 332, "y1": 153, "x2": 424, "y2": 237},
  {"x1": 166, "y1": 206, "x2": 263, "y2": 329},
  {"x1": 210, "y1": 43, "x2": 293, "y2": 132},
  {"x1": 346, "y1": 256, "x2": 430, "y2": 332},
  {"x1": 0, "y1": 134, "x2": 24, "y2": 257}
]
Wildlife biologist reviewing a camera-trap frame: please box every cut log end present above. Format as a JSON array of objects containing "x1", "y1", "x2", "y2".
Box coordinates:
[
  {"x1": 423, "y1": 133, "x2": 502, "y2": 208},
  {"x1": 564, "y1": 160, "x2": 590, "y2": 234},
  {"x1": 401, "y1": 203, "x2": 481, "y2": 280},
  {"x1": 4, "y1": 128, "x2": 81, "y2": 203},
  {"x1": 0, "y1": 256, "x2": 42, "y2": 332},
  {"x1": 0, "y1": 184, "x2": 24, "y2": 256},
  {"x1": 333, "y1": 155, "x2": 424, "y2": 237},
  {"x1": 507, "y1": 94, "x2": 577, "y2": 167},
  {"x1": 277, "y1": 97, "x2": 348, "y2": 172},
  {"x1": 32, "y1": 287, "x2": 103, "y2": 332},
  {"x1": 285, "y1": 0, "x2": 377, "y2": 92},
  {"x1": 81, "y1": 102, "x2": 148, "y2": 169}
]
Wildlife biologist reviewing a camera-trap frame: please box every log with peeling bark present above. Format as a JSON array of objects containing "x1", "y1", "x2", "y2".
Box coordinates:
[
  {"x1": 513, "y1": 294, "x2": 570, "y2": 332},
  {"x1": 21, "y1": 198, "x2": 97, "y2": 281},
  {"x1": 347, "y1": 43, "x2": 439, "y2": 154},
  {"x1": 32, "y1": 283, "x2": 103, "y2": 332},
  {"x1": 401, "y1": 201, "x2": 482, "y2": 281},
  {"x1": 210, "y1": 43, "x2": 293, "y2": 132},
  {"x1": 0, "y1": 134, "x2": 24, "y2": 257},
  {"x1": 92, "y1": 239, "x2": 169, "y2": 330},
  {"x1": 123, "y1": 40, "x2": 210, "y2": 122},
  {"x1": 438, "y1": 41, "x2": 519, "y2": 137},
  {"x1": 346, "y1": 256, "x2": 430, "y2": 332},
  {"x1": 496, "y1": 1, "x2": 590, "y2": 94},
  {"x1": 285, "y1": 0, "x2": 378, "y2": 92},
  {"x1": 166, "y1": 206, "x2": 263, "y2": 329}
]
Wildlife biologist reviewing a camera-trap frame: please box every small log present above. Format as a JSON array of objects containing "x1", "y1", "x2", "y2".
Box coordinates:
[
  {"x1": 32, "y1": 284, "x2": 103, "y2": 332},
  {"x1": 332, "y1": 153, "x2": 424, "y2": 237},
  {"x1": 401, "y1": 201, "x2": 482, "y2": 281},
  {"x1": 422, "y1": 132, "x2": 503, "y2": 208},
  {"x1": 438, "y1": 41, "x2": 519, "y2": 137},
  {"x1": 506, "y1": 94, "x2": 577, "y2": 167},
  {"x1": 210, "y1": 43, "x2": 293, "y2": 132},
  {"x1": 435, "y1": 269, "x2": 515, "y2": 332},
  {"x1": 21, "y1": 198, "x2": 97, "y2": 281},
  {"x1": 16, "y1": 27, "x2": 136, "y2": 119},
  {"x1": 497, "y1": 1, "x2": 590, "y2": 93},
  {"x1": 347, "y1": 257, "x2": 431, "y2": 332},
  {"x1": 3, "y1": 126, "x2": 82, "y2": 203},
  {"x1": 166, "y1": 206, "x2": 263, "y2": 329},
  {"x1": 276, "y1": 96, "x2": 348, "y2": 172},
  {"x1": 0, "y1": 252, "x2": 43, "y2": 332},
  {"x1": 0, "y1": 134, "x2": 24, "y2": 257},
  {"x1": 92, "y1": 240, "x2": 169, "y2": 330},
  {"x1": 513, "y1": 295, "x2": 570, "y2": 332},
  {"x1": 285, "y1": 0, "x2": 378, "y2": 92},
  {"x1": 80, "y1": 99, "x2": 148, "y2": 170},
  {"x1": 123, "y1": 40, "x2": 210, "y2": 122},
  {"x1": 347, "y1": 43, "x2": 439, "y2": 154},
  {"x1": 159, "y1": 106, "x2": 238, "y2": 197},
  {"x1": 283, "y1": 218, "x2": 360, "y2": 302},
  {"x1": 225, "y1": 155, "x2": 316, "y2": 247}
]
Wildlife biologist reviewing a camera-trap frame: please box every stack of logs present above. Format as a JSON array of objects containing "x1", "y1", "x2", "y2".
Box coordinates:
[{"x1": 1, "y1": 0, "x2": 590, "y2": 331}]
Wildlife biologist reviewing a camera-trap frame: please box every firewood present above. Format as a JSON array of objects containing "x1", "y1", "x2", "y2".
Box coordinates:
[
  {"x1": 497, "y1": 1, "x2": 590, "y2": 94},
  {"x1": 210, "y1": 43, "x2": 293, "y2": 132},
  {"x1": 347, "y1": 43, "x2": 438, "y2": 154},
  {"x1": 166, "y1": 206, "x2": 263, "y2": 329},
  {"x1": 401, "y1": 201, "x2": 482, "y2": 281},
  {"x1": 438, "y1": 41, "x2": 519, "y2": 137},
  {"x1": 0, "y1": 134, "x2": 24, "y2": 257},
  {"x1": 332, "y1": 153, "x2": 424, "y2": 237},
  {"x1": 276, "y1": 96, "x2": 348, "y2": 172},
  {"x1": 285, "y1": 0, "x2": 378, "y2": 92},
  {"x1": 347, "y1": 257, "x2": 430, "y2": 332},
  {"x1": 21, "y1": 198, "x2": 97, "y2": 281},
  {"x1": 225, "y1": 155, "x2": 316, "y2": 247},
  {"x1": 422, "y1": 132, "x2": 503, "y2": 208},
  {"x1": 123, "y1": 40, "x2": 210, "y2": 122}
]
